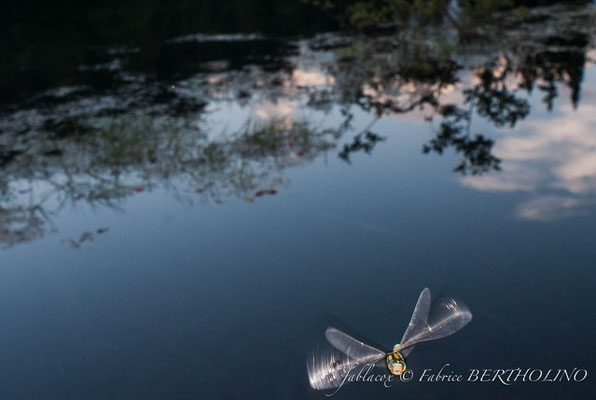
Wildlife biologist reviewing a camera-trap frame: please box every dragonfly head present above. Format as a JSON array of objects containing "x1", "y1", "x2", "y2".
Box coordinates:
[{"x1": 386, "y1": 344, "x2": 406, "y2": 376}]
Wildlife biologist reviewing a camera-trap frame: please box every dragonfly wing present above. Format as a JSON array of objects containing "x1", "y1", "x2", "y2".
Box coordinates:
[
  {"x1": 399, "y1": 287, "x2": 432, "y2": 356},
  {"x1": 308, "y1": 328, "x2": 385, "y2": 390},
  {"x1": 424, "y1": 294, "x2": 473, "y2": 341},
  {"x1": 401, "y1": 345, "x2": 415, "y2": 358},
  {"x1": 325, "y1": 327, "x2": 387, "y2": 365},
  {"x1": 307, "y1": 345, "x2": 363, "y2": 390},
  {"x1": 400, "y1": 289, "x2": 472, "y2": 354}
]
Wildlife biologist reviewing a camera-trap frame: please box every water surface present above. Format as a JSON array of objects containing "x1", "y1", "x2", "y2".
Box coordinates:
[{"x1": 1, "y1": 3, "x2": 595, "y2": 399}]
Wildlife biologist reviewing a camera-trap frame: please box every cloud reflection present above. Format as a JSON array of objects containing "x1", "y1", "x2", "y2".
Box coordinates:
[{"x1": 462, "y1": 99, "x2": 596, "y2": 220}]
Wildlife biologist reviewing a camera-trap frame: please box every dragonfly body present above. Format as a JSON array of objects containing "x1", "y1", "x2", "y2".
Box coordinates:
[{"x1": 386, "y1": 345, "x2": 406, "y2": 376}]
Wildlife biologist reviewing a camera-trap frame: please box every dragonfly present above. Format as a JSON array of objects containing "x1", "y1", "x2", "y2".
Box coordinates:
[{"x1": 307, "y1": 288, "x2": 472, "y2": 390}]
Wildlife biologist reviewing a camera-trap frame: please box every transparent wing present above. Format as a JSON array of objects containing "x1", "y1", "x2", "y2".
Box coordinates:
[
  {"x1": 399, "y1": 288, "x2": 472, "y2": 357},
  {"x1": 307, "y1": 344, "x2": 366, "y2": 390},
  {"x1": 308, "y1": 328, "x2": 386, "y2": 390},
  {"x1": 399, "y1": 287, "x2": 432, "y2": 357},
  {"x1": 325, "y1": 327, "x2": 386, "y2": 364}
]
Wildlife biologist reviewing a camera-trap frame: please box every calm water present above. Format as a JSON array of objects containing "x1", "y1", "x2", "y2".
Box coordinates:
[{"x1": 1, "y1": 3, "x2": 595, "y2": 399}]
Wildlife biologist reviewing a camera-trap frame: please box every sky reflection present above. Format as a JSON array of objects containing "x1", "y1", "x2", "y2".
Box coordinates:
[{"x1": 462, "y1": 67, "x2": 596, "y2": 220}]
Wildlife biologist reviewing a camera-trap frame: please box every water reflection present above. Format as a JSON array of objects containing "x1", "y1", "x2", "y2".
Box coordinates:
[
  {"x1": 1, "y1": 4, "x2": 596, "y2": 245},
  {"x1": 462, "y1": 101, "x2": 596, "y2": 220},
  {"x1": 0, "y1": 115, "x2": 342, "y2": 246}
]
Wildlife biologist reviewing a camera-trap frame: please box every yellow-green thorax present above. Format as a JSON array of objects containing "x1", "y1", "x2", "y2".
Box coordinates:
[{"x1": 386, "y1": 344, "x2": 406, "y2": 376}]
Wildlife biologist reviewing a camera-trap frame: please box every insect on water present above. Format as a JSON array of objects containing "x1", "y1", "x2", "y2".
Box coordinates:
[{"x1": 307, "y1": 288, "x2": 473, "y2": 390}]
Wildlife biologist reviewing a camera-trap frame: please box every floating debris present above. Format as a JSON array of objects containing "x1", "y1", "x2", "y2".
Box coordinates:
[
  {"x1": 255, "y1": 189, "x2": 277, "y2": 197},
  {"x1": 66, "y1": 227, "x2": 109, "y2": 248},
  {"x1": 68, "y1": 231, "x2": 94, "y2": 248}
]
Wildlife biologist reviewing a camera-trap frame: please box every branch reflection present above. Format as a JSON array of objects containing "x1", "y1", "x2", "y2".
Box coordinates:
[{"x1": 1, "y1": 4, "x2": 595, "y2": 244}]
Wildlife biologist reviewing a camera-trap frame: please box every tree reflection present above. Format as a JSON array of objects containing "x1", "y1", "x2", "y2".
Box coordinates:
[
  {"x1": 339, "y1": 130, "x2": 385, "y2": 163},
  {"x1": 0, "y1": 4, "x2": 595, "y2": 245},
  {"x1": 0, "y1": 206, "x2": 47, "y2": 246},
  {"x1": 326, "y1": 6, "x2": 592, "y2": 173},
  {"x1": 0, "y1": 116, "x2": 342, "y2": 246},
  {"x1": 423, "y1": 105, "x2": 500, "y2": 175}
]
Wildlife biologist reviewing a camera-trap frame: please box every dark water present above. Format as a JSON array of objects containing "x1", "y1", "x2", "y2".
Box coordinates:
[{"x1": 1, "y1": 2, "x2": 595, "y2": 399}]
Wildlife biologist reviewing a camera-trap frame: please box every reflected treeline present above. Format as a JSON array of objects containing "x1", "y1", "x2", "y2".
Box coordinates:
[
  {"x1": 305, "y1": 0, "x2": 591, "y2": 31},
  {"x1": 0, "y1": 0, "x2": 336, "y2": 103},
  {"x1": 327, "y1": 3, "x2": 594, "y2": 173},
  {"x1": 0, "y1": 116, "x2": 341, "y2": 246},
  {"x1": 1, "y1": 3, "x2": 595, "y2": 245}
]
